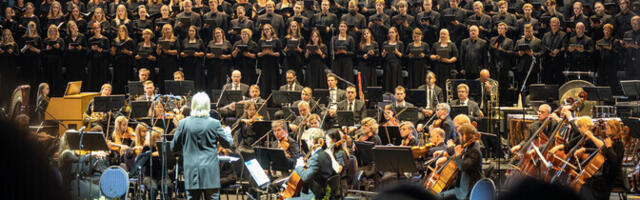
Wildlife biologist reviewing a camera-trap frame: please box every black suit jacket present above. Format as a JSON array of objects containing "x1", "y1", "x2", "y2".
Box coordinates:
[
  {"x1": 279, "y1": 83, "x2": 304, "y2": 92},
  {"x1": 300, "y1": 149, "x2": 336, "y2": 197},
  {"x1": 451, "y1": 99, "x2": 483, "y2": 120},
  {"x1": 327, "y1": 88, "x2": 346, "y2": 103},
  {"x1": 223, "y1": 83, "x2": 250, "y2": 97},
  {"x1": 336, "y1": 99, "x2": 366, "y2": 122},
  {"x1": 417, "y1": 84, "x2": 445, "y2": 109}
]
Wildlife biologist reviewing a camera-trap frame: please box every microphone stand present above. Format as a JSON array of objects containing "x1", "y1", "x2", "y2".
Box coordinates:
[
  {"x1": 514, "y1": 53, "x2": 536, "y2": 188},
  {"x1": 215, "y1": 76, "x2": 231, "y2": 108}
]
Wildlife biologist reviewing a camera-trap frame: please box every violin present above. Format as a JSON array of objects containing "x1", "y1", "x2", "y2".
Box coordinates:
[
  {"x1": 122, "y1": 127, "x2": 135, "y2": 139},
  {"x1": 280, "y1": 138, "x2": 291, "y2": 158}
]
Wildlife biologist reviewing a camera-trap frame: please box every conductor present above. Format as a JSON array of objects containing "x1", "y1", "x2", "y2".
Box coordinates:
[{"x1": 171, "y1": 92, "x2": 234, "y2": 199}]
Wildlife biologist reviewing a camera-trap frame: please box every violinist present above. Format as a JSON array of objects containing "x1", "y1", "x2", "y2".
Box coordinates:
[
  {"x1": 435, "y1": 123, "x2": 482, "y2": 200},
  {"x1": 382, "y1": 104, "x2": 399, "y2": 126},
  {"x1": 219, "y1": 84, "x2": 266, "y2": 117},
  {"x1": 419, "y1": 103, "x2": 455, "y2": 142},
  {"x1": 326, "y1": 129, "x2": 350, "y2": 188},
  {"x1": 234, "y1": 101, "x2": 264, "y2": 154},
  {"x1": 109, "y1": 116, "x2": 133, "y2": 148},
  {"x1": 143, "y1": 127, "x2": 175, "y2": 200},
  {"x1": 289, "y1": 101, "x2": 311, "y2": 134},
  {"x1": 270, "y1": 120, "x2": 301, "y2": 169},
  {"x1": 399, "y1": 121, "x2": 418, "y2": 146},
  {"x1": 418, "y1": 71, "x2": 444, "y2": 117},
  {"x1": 355, "y1": 117, "x2": 382, "y2": 144}
]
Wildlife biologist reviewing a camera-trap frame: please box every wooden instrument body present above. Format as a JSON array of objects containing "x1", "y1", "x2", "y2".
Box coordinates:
[
  {"x1": 279, "y1": 171, "x2": 303, "y2": 200},
  {"x1": 570, "y1": 150, "x2": 606, "y2": 191},
  {"x1": 517, "y1": 133, "x2": 550, "y2": 176},
  {"x1": 425, "y1": 157, "x2": 459, "y2": 194}
]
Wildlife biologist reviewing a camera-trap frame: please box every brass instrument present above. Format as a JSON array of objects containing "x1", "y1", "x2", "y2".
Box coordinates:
[
  {"x1": 445, "y1": 79, "x2": 454, "y2": 104},
  {"x1": 83, "y1": 103, "x2": 107, "y2": 123}
]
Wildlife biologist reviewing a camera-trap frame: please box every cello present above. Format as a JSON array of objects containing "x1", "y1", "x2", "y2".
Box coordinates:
[
  {"x1": 424, "y1": 132, "x2": 478, "y2": 194},
  {"x1": 279, "y1": 140, "x2": 324, "y2": 200}
]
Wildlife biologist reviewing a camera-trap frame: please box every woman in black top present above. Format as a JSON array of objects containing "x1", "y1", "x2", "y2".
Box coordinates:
[
  {"x1": 20, "y1": 21, "x2": 42, "y2": 88},
  {"x1": 35, "y1": 83, "x2": 50, "y2": 123},
  {"x1": 135, "y1": 29, "x2": 157, "y2": 77},
  {"x1": 87, "y1": 8, "x2": 110, "y2": 38},
  {"x1": 156, "y1": 23, "x2": 180, "y2": 82},
  {"x1": 3, "y1": 8, "x2": 19, "y2": 34},
  {"x1": 18, "y1": 3, "x2": 40, "y2": 36},
  {"x1": 283, "y1": 21, "x2": 305, "y2": 84},
  {"x1": 206, "y1": 27, "x2": 233, "y2": 90},
  {"x1": 382, "y1": 27, "x2": 404, "y2": 92},
  {"x1": 232, "y1": 28, "x2": 258, "y2": 84},
  {"x1": 595, "y1": 24, "x2": 621, "y2": 94},
  {"x1": 154, "y1": 5, "x2": 175, "y2": 38},
  {"x1": 110, "y1": 5, "x2": 132, "y2": 38},
  {"x1": 44, "y1": 1, "x2": 65, "y2": 36},
  {"x1": 180, "y1": 25, "x2": 206, "y2": 89},
  {"x1": 68, "y1": 5, "x2": 88, "y2": 35},
  {"x1": 87, "y1": 22, "x2": 110, "y2": 91},
  {"x1": 0, "y1": 29, "x2": 20, "y2": 94},
  {"x1": 357, "y1": 29, "x2": 380, "y2": 87},
  {"x1": 42, "y1": 25, "x2": 65, "y2": 96},
  {"x1": 257, "y1": 24, "x2": 282, "y2": 97},
  {"x1": 304, "y1": 30, "x2": 328, "y2": 89},
  {"x1": 429, "y1": 28, "x2": 458, "y2": 88},
  {"x1": 331, "y1": 21, "x2": 356, "y2": 87},
  {"x1": 64, "y1": 21, "x2": 86, "y2": 84},
  {"x1": 406, "y1": 28, "x2": 430, "y2": 89},
  {"x1": 111, "y1": 25, "x2": 136, "y2": 94},
  {"x1": 132, "y1": 7, "x2": 153, "y2": 42}
]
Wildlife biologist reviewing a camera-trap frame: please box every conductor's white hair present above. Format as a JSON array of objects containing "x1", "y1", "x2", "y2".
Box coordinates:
[{"x1": 191, "y1": 92, "x2": 210, "y2": 117}]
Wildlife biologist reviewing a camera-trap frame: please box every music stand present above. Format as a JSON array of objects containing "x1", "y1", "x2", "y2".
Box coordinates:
[
  {"x1": 366, "y1": 87, "x2": 384, "y2": 108},
  {"x1": 354, "y1": 141, "x2": 375, "y2": 166},
  {"x1": 451, "y1": 105, "x2": 469, "y2": 118},
  {"x1": 127, "y1": 81, "x2": 144, "y2": 97},
  {"x1": 313, "y1": 89, "x2": 330, "y2": 105},
  {"x1": 65, "y1": 81, "x2": 83, "y2": 96},
  {"x1": 373, "y1": 146, "x2": 418, "y2": 178},
  {"x1": 272, "y1": 90, "x2": 301, "y2": 105},
  {"x1": 244, "y1": 159, "x2": 271, "y2": 189},
  {"x1": 620, "y1": 80, "x2": 640, "y2": 99},
  {"x1": 621, "y1": 118, "x2": 640, "y2": 139},
  {"x1": 378, "y1": 126, "x2": 402, "y2": 145},
  {"x1": 582, "y1": 86, "x2": 613, "y2": 103},
  {"x1": 211, "y1": 90, "x2": 243, "y2": 107},
  {"x1": 528, "y1": 84, "x2": 559, "y2": 102},
  {"x1": 250, "y1": 121, "x2": 273, "y2": 144},
  {"x1": 66, "y1": 131, "x2": 110, "y2": 151},
  {"x1": 282, "y1": 106, "x2": 300, "y2": 120},
  {"x1": 164, "y1": 80, "x2": 194, "y2": 96},
  {"x1": 93, "y1": 95, "x2": 126, "y2": 112},
  {"x1": 130, "y1": 101, "x2": 152, "y2": 118},
  {"x1": 253, "y1": 147, "x2": 292, "y2": 171},
  {"x1": 397, "y1": 107, "x2": 419, "y2": 124},
  {"x1": 336, "y1": 111, "x2": 355, "y2": 127},
  {"x1": 409, "y1": 89, "x2": 426, "y2": 107}
]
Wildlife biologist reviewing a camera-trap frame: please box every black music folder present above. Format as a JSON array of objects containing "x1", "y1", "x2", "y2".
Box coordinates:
[
  {"x1": 373, "y1": 146, "x2": 418, "y2": 174},
  {"x1": 93, "y1": 95, "x2": 126, "y2": 112},
  {"x1": 378, "y1": 126, "x2": 402, "y2": 145},
  {"x1": 354, "y1": 141, "x2": 375, "y2": 166},
  {"x1": 65, "y1": 131, "x2": 110, "y2": 151}
]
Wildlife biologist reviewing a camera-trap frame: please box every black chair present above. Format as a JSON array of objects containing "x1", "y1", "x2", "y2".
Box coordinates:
[{"x1": 325, "y1": 175, "x2": 343, "y2": 199}]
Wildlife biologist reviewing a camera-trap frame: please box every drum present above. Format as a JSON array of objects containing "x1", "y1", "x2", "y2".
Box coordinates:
[{"x1": 100, "y1": 166, "x2": 129, "y2": 199}]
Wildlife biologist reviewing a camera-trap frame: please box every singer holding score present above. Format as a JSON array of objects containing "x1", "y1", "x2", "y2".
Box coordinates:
[{"x1": 171, "y1": 92, "x2": 233, "y2": 200}]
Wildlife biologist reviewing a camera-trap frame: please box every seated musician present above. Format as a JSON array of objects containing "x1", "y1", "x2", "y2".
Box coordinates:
[
  {"x1": 138, "y1": 67, "x2": 151, "y2": 82},
  {"x1": 222, "y1": 70, "x2": 250, "y2": 97},
  {"x1": 435, "y1": 123, "x2": 483, "y2": 200},
  {"x1": 270, "y1": 120, "x2": 301, "y2": 169},
  {"x1": 325, "y1": 129, "x2": 351, "y2": 189},
  {"x1": 136, "y1": 80, "x2": 157, "y2": 101},
  {"x1": 476, "y1": 69, "x2": 498, "y2": 113},
  {"x1": 305, "y1": 114, "x2": 322, "y2": 129},
  {"x1": 399, "y1": 121, "x2": 418, "y2": 146},
  {"x1": 382, "y1": 104, "x2": 399, "y2": 126},
  {"x1": 173, "y1": 70, "x2": 185, "y2": 81},
  {"x1": 290, "y1": 101, "x2": 311, "y2": 135},
  {"x1": 219, "y1": 84, "x2": 266, "y2": 117},
  {"x1": 57, "y1": 131, "x2": 103, "y2": 199},
  {"x1": 510, "y1": 104, "x2": 557, "y2": 154},
  {"x1": 108, "y1": 116, "x2": 133, "y2": 152},
  {"x1": 425, "y1": 127, "x2": 448, "y2": 161},
  {"x1": 34, "y1": 82, "x2": 50, "y2": 123},
  {"x1": 234, "y1": 101, "x2": 264, "y2": 155},
  {"x1": 141, "y1": 127, "x2": 175, "y2": 199},
  {"x1": 451, "y1": 83, "x2": 484, "y2": 120},
  {"x1": 84, "y1": 83, "x2": 113, "y2": 129},
  {"x1": 393, "y1": 85, "x2": 414, "y2": 108},
  {"x1": 418, "y1": 71, "x2": 444, "y2": 117},
  {"x1": 329, "y1": 86, "x2": 366, "y2": 132},
  {"x1": 292, "y1": 87, "x2": 324, "y2": 114},
  {"x1": 280, "y1": 70, "x2": 304, "y2": 92},
  {"x1": 327, "y1": 73, "x2": 346, "y2": 104},
  {"x1": 287, "y1": 128, "x2": 337, "y2": 200},
  {"x1": 419, "y1": 103, "x2": 456, "y2": 142},
  {"x1": 355, "y1": 117, "x2": 382, "y2": 144}
]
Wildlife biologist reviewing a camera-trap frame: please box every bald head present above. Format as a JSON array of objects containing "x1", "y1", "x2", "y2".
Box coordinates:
[
  {"x1": 231, "y1": 70, "x2": 242, "y2": 84},
  {"x1": 480, "y1": 69, "x2": 490, "y2": 81}
]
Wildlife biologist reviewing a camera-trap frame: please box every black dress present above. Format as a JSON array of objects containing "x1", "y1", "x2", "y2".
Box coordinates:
[
  {"x1": 157, "y1": 39, "x2": 180, "y2": 82},
  {"x1": 42, "y1": 37, "x2": 66, "y2": 96},
  {"x1": 283, "y1": 37, "x2": 305, "y2": 83},
  {"x1": 257, "y1": 38, "x2": 282, "y2": 98},
  {"x1": 180, "y1": 38, "x2": 206, "y2": 89},
  {"x1": 305, "y1": 43, "x2": 328, "y2": 89},
  {"x1": 331, "y1": 35, "x2": 356, "y2": 87},
  {"x1": 232, "y1": 40, "x2": 258, "y2": 85},
  {"x1": 112, "y1": 38, "x2": 136, "y2": 94},
  {"x1": 87, "y1": 36, "x2": 110, "y2": 91},
  {"x1": 596, "y1": 37, "x2": 621, "y2": 94},
  {"x1": 19, "y1": 35, "x2": 42, "y2": 88},
  {"x1": 357, "y1": 42, "x2": 380, "y2": 87},
  {"x1": 431, "y1": 41, "x2": 458, "y2": 89},
  {"x1": 65, "y1": 34, "x2": 87, "y2": 84},
  {"x1": 205, "y1": 40, "x2": 232, "y2": 90},
  {"x1": 406, "y1": 42, "x2": 431, "y2": 89},
  {"x1": 382, "y1": 41, "x2": 404, "y2": 92},
  {"x1": 135, "y1": 41, "x2": 157, "y2": 79},
  {"x1": 0, "y1": 42, "x2": 19, "y2": 99}
]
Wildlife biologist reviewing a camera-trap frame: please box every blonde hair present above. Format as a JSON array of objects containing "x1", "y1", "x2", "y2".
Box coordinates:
[
  {"x1": 2, "y1": 29, "x2": 15, "y2": 45},
  {"x1": 47, "y1": 1, "x2": 63, "y2": 19},
  {"x1": 260, "y1": 24, "x2": 278, "y2": 40},
  {"x1": 25, "y1": 21, "x2": 39, "y2": 37},
  {"x1": 161, "y1": 24, "x2": 176, "y2": 42},
  {"x1": 388, "y1": 26, "x2": 400, "y2": 42},
  {"x1": 438, "y1": 29, "x2": 451, "y2": 43},
  {"x1": 286, "y1": 21, "x2": 302, "y2": 39},
  {"x1": 575, "y1": 116, "x2": 594, "y2": 129},
  {"x1": 112, "y1": 116, "x2": 129, "y2": 144},
  {"x1": 135, "y1": 123, "x2": 148, "y2": 147},
  {"x1": 46, "y1": 24, "x2": 60, "y2": 39},
  {"x1": 115, "y1": 25, "x2": 131, "y2": 43},
  {"x1": 142, "y1": 28, "x2": 154, "y2": 38},
  {"x1": 115, "y1": 5, "x2": 130, "y2": 25},
  {"x1": 212, "y1": 27, "x2": 226, "y2": 43}
]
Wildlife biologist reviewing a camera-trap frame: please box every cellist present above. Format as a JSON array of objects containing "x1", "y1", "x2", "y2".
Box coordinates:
[
  {"x1": 434, "y1": 123, "x2": 483, "y2": 200},
  {"x1": 510, "y1": 104, "x2": 558, "y2": 154}
]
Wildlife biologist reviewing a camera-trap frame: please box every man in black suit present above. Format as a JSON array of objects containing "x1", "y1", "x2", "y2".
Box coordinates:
[
  {"x1": 451, "y1": 83, "x2": 484, "y2": 120},
  {"x1": 171, "y1": 92, "x2": 233, "y2": 199},
  {"x1": 327, "y1": 73, "x2": 346, "y2": 104},
  {"x1": 222, "y1": 70, "x2": 250, "y2": 97},
  {"x1": 174, "y1": 0, "x2": 202, "y2": 39},
  {"x1": 279, "y1": 70, "x2": 304, "y2": 92},
  {"x1": 292, "y1": 87, "x2": 324, "y2": 114},
  {"x1": 293, "y1": 128, "x2": 337, "y2": 199},
  {"x1": 418, "y1": 71, "x2": 444, "y2": 117},
  {"x1": 330, "y1": 86, "x2": 366, "y2": 122},
  {"x1": 476, "y1": 69, "x2": 498, "y2": 113},
  {"x1": 394, "y1": 86, "x2": 414, "y2": 108},
  {"x1": 256, "y1": 1, "x2": 286, "y2": 37}
]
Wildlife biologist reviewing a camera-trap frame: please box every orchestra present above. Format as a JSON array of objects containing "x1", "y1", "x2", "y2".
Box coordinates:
[{"x1": 4, "y1": 0, "x2": 640, "y2": 199}]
